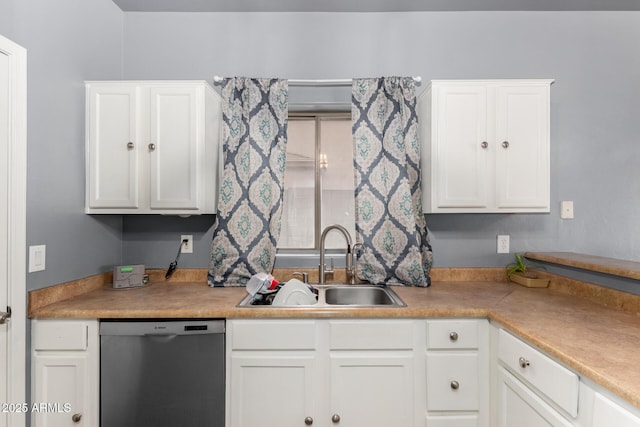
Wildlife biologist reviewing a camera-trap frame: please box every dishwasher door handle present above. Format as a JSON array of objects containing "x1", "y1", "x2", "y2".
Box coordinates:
[{"x1": 143, "y1": 333, "x2": 178, "y2": 343}]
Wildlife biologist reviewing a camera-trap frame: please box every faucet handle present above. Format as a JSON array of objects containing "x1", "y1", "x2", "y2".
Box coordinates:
[
  {"x1": 352, "y1": 242, "x2": 364, "y2": 257},
  {"x1": 322, "y1": 258, "x2": 334, "y2": 274},
  {"x1": 292, "y1": 271, "x2": 309, "y2": 284},
  {"x1": 350, "y1": 243, "x2": 364, "y2": 285}
]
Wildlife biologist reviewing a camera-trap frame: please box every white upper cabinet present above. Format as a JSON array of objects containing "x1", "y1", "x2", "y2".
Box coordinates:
[
  {"x1": 418, "y1": 80, "x2": 553, "y2": 213},
  {"x1": 85, "y1": 81, "x2": 221, "y2": 214}
]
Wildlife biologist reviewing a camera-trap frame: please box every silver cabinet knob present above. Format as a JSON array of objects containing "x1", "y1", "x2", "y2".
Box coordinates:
[
  {"x1": 127, "y1": 142, "x2": 134, "y2": 149},
  {"x1": 332, "y1": 414, "x2": 341, "y2": 423},
  {"x1": 481, "y1": 141, "x2": 488, "y2": 149},
  {"x1": 450, "y1": 380, "x2": 460, "y2": 390},
  {"x1": 305, "y1": 416, "x2": 313, "y2": 425},
  {"x1": 148, "y1": 143, "x2": 156, "y2": 151},
  {"x1": 72, "y1": 413, "x2": 82, "y2": 423},
  {"x1": 502, "y1": 141, "x2": 510, "y2": 148},
  {"x1": 0, "y1": 306, "x2": 11, "y2": 324},
  {"x1": 449, "y1": 331, "x2": 459, "y2": 341},
  {"x1": 519, "y1": 357, "x2": 530, "y2": 368}
]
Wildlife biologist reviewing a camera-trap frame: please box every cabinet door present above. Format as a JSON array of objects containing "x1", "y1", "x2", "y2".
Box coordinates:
[
  {"x1": 427, "y1": 353, "x2": 479, "y2": 411},
  {"x1": 592, "y1": 392, "x2": 640, "y2": 427},
  {"x1": 330, "y1": 352, "x2": 415, "y2": 427},
  {"x1": 32, "y1": 354, "x2": 88, "y2": 427},
  {"x1": 148, "y1": 86, "x2": 200, "y2": 210},
  {"x1": 494, "y1": 84, "x2": 550, "y2": 210},
  {"x1": 497, "y1": 367, "x2": 573, "y2": 427},
  {"x1": 86, "y1": 85, "x2": 139, "y2": 209},
  {"x1": 433, "y1": 85, "x2": 489, "y2": 209},
  {"x1": 229, "y1": 353, "x2": 319, "y2": 427}
]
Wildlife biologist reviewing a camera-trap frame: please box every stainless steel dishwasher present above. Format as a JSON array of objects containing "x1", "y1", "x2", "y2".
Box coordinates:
[{"x1": 100, "y1": 319, "x2": 225, "y2": 427}]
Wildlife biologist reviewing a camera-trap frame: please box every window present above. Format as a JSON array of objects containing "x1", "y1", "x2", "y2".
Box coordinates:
[{"x1": 279, "y1": 113, "x2": 355, "y2": 250}]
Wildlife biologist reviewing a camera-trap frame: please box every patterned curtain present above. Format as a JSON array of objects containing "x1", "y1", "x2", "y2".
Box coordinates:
[
  {"x1": 208, "y1": 78, "x2": 288, "y2": 287},
  {"x1": 352, "y1": 77, "x2": 433, "y2": 287}
]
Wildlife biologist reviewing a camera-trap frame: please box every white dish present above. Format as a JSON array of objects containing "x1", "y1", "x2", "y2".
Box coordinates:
[{"x1": 272, "y1": 279, "x2": 317, "y2": 306}]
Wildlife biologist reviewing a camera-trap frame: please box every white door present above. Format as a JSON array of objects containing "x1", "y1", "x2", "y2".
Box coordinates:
[
  {"x1": 86, "y1": 84, "x2": 139, "y2": 209},
  {"x1": 229, "y1": 354, "x2": 319, "y2": 427},
  {"x1": 494, "y1": 84, "x2": 550, "y2": 209},
  {"x1": 0, "y1": 34, "x2": 27, "y2": 427},
  {"x1": 330, "y1": 353, "x2": 415, "y2": 427},
  {"x1": 32, "y1": 354, "x2": 87, "y2": 427},
  {"x1": 497, "y1": 367, "x2": 573, "y2": 427},
  {"x1": 433, "y1": 85, "x2": 489, "y2": 208},
  {"x1": 149, "y1": 86, "x2": 199, "y2": 210}
]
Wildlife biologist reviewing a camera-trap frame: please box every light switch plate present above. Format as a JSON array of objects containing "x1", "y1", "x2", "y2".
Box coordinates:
[
  {"x1": 561, "y1": 201, "x2": 574, "y2": 219},
  {"x1": 29, "y1": 245, "x2": 46, "y2": 272}
]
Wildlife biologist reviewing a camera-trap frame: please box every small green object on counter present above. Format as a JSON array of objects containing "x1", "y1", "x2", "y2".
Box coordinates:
[{"x1": 506, "y1": 253, "x2": 550, "y2": 288}]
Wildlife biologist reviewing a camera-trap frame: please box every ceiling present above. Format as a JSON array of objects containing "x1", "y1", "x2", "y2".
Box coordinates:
[{"x1": 112, "y1": 0, "x2": 640, "y2": 12}]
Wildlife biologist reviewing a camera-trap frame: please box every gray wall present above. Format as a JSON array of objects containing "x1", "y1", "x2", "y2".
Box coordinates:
[
  {"x1": 2, "y1": 6, "x2": 640, "y2": 285},
  {"x1": 120, "y1": 11, "x2": 640, "y2": 270},
  {"x1": 0, "y1": 0, "x2": 125, "y2": 291}
]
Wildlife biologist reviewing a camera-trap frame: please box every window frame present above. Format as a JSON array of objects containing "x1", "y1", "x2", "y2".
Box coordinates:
[{"x1": 279, "y1": 112, "x2": 352, "y2": 253}]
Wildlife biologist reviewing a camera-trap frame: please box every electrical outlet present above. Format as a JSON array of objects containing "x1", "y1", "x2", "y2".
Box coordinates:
[
  {"x1": 180, "y1": 235, "x2": 193, "y2": 254},
  {"x1": 497, "y1": 235, "x2": 510, "y2": 254}
]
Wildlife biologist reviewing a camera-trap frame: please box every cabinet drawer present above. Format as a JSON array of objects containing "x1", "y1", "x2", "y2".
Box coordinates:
[
  {"x1": 230, "y1": 320, "x2": 317, "y2": 350},
  {"x1": 426, "y1": 414, "x2": 478, "y2": 427},
  {"x1": 329, "y1": 320, "x2": 414, "y2": 350},
  {"x1": 427, "y1": 319, "x2": 479, "y2": 349},
  {"x1": 32, "y1": 320, "x2": 88, "y2": 351},
  {"x1": 427, "y1": 353, "x2": 479, "y2": 411},
  {"x1": 497, "y1": 329, "x2": 579, "y2": 417}
]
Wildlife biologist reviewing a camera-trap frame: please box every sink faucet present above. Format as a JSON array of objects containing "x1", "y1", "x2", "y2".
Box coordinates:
[{"x1": 319, "y1": 224, "x2": 353, "y2": 285}]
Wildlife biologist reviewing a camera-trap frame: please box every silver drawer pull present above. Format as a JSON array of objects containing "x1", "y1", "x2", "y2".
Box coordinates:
[
  {"x1": 0, "y1": 306, "x2": 11, "y2": 325},
  {"x1": 519, "y1": 357, "x2": 531, "y2": 368},
  {"x1": 72, "y1": 413, "x2": 82, "y2": 423},
  {"x1": 331, "y1": 414, "x2": 341, "y2": 423},
  {"x1": 450, "y1": 380, "x2": 460, "y2": 390},
  {"x1": 449, "y1": 331, "x2": 459, "y2": 341},
  {"x1": 305, "y1": 416, "x2": 313, "y2": 425}
]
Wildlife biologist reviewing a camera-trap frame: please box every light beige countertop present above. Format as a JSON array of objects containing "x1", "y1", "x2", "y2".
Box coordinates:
[
  {"x1": 526, "y1": 251, "x2": 640, "y2": 281},
  {"x1": 28, "y1": 265, "x2": 640, "y2": 410}
]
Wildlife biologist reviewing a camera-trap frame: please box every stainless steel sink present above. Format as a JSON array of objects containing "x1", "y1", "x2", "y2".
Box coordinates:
[
  {"x1": 237, "y1": 285, "x2": 405, "y2": 308},
  {"x1": 324, "y1": 286, "x2": 404, "y2": 306}
]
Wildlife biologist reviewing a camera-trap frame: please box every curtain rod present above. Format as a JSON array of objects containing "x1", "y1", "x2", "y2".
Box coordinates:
[{"x1": 212, "y1": 75, "x2": 422, "y2": 87}]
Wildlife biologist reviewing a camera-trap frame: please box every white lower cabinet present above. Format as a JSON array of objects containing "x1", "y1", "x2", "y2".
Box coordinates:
[
  {"x1": 497, "y1": 366, "x2": 573, "y2": 427},
  {"x1": 329, "y1": 320, "x2": 417, "y2": 427},
  {"x1": 330, "y1": 353, "x2": 415, "y2": 427},
  {"x1": 494, "y1": 326, "x2": 579, "y2": 427},
  {"x1": 228, "y1": 318, "x2": 492, "y2": 427},
  {"x1": 29, "y1": 317, "x2": 640, "y2": 427},
  {"x1": 227, "y1": 319, "x2": 423, "y2": 427},
  {"x1": 230, "y1": 353, "x2": 319, "y2": 427},
  {"x1": 426, "y1": 319, "x2": 489, "y2": 427},
  {"x1": 31, "y1": 319, "x2": 99, "y2": 427},
  {"x1": 492, "y1": 325, "x2": 640, "y2": 427},
  {"x1": 591, "y1": 391, "x2": 640, "y2": 427}
]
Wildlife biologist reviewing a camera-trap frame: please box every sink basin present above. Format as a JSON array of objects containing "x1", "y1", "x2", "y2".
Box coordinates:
[
  {"x1": 237, "y1": 285, "x2": 405, "y2": 308},
  {"x1": 324, "y1": 286, "x2": 403, "y2": 306}
]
